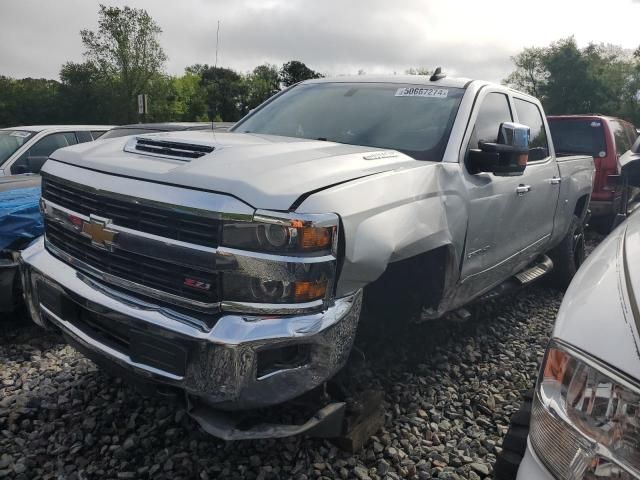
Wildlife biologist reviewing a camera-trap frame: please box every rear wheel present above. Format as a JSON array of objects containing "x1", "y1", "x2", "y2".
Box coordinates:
[
  {"x1": 547, "y1": 215, "x2": 585, "y2": 289},
  {"x1": 494, "y1": 390, "x2": 533, "y2": 480}
]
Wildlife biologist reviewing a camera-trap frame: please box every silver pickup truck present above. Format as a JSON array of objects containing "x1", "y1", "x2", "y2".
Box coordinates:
[{"x1": 19, "y1": 74, "x2": 594, "y2": 438}]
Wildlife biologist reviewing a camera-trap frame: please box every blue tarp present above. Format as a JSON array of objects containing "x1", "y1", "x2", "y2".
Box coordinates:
[{"x1": 0, "y1": 186, "x2": 43, "y2": 250}]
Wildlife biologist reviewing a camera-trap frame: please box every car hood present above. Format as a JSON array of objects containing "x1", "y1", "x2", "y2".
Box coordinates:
[
  {"x1": 553, "y1": 214, "x2": 640, "y2": 381},
  {"x1": 50, "y1": 131, "x2": 424, "y2": 210},
  {"x1": 0, "y1": 174, "x2": 41, "y2": 193}
]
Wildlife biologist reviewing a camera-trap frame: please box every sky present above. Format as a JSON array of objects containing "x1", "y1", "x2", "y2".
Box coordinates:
[{"x1": 1, "y1": 0, "x2": 639, "y2": 83}]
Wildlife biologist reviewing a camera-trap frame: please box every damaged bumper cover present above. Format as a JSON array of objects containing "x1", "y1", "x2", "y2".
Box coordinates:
[{"x1": 20, "y1": 238, "x2": 362, "y2": 435}]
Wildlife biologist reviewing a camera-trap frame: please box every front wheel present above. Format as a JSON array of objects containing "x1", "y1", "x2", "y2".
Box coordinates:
[{"x1": 547, "y1": 215, "x2": 585, "y2": 290}]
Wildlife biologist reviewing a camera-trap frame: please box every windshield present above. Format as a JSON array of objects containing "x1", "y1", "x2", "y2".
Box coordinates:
[
  {"x1": 548, "y1": 118, "x2": 607, "y2": 157},
  {"x1": 234, "y1": 83, "x2": 465, "y2": 161},
  {"x1": 0, "y1": 130, "x2": 35, "y2": 166}
]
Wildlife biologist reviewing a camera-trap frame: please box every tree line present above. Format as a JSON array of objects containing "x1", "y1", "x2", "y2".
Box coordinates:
[
  {"x1": 504, "y1": 37, "x2": 640, "y2": 125},
  {"x1": 0, "y1": 5, "x2": 322, "y2": 127},
  {"x1": 1, "y1": 6, "x2": 639, "y2": 128}
]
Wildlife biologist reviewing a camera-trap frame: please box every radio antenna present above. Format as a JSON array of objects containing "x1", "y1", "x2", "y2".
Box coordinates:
[{"x1": 215, "y1": 20, "x2": 220, "y2": 69}]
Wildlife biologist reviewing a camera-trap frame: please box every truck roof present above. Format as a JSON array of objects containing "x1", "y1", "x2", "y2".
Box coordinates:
[
  {"x1": 547, "y1": 114, "x2": 625, "y2": 122},
  {"x1": 303, "y1": 75, "x2": 537, "y2": 101},
  {"x1": 303, "y1": 75, "x2": 474, "y2": 89}
]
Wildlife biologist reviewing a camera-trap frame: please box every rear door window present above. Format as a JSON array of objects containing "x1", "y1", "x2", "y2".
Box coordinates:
[
  {"x1": 514, "y1": 98, "x2": 549, "y2": 161},
  {"x1": 609, "y1": 119, "x2": 632, "y2": 155},
  {"x1": 547, "y1": 119, "x2": 607, "y2": 158},
  {"x1": 76, "y1": 131, "x2": 93, "y2": 143}
]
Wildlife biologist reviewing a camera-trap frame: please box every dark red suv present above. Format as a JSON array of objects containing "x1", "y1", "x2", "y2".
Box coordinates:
[{"x1": 548, "y1": 115, "x2": 638, "y2": 231}]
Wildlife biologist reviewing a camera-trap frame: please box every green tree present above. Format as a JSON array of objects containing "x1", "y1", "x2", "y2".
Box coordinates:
[
  {"x1": 503, "y1": 47, "x2": 546, "y2": 98},
  {"x1": 59, "y1": 61, "x2": 118, "y2": 123},
  {"x1": 0, "y1": 77, "x2": 62, "y2": 127},
  {"x1": 405, "y1": 67, "x2": 432, "y2": 75},
  {"x1": 505, "y1": 38, "x2": 640, "y2": 124},
  {"x1": 244, "y1": 64, "x2": 280, "y2": 110},
  {"x1": 187, "y1": 65, "x2": 247, "y2": 121},
  {"x1": 279, "y1": 60, "x2": 322, "y2": 87},
  {"x1": 80, "y1": 4, "x2": 167, "y2": 122}
]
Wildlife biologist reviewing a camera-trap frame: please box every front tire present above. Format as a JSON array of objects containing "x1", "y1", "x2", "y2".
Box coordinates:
[{"x1": 547, "y1": 214, "x2": 585, "y2": 289}]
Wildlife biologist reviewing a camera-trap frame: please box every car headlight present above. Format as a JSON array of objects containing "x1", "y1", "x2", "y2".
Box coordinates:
[
  {"x1": 531, "y1": 341, "x2": 640, "y2": 479},
  {"x1": 221, "y1": 211, "x2": 338, "y2": 254},
  {"x1": 218, "y1": 210, "x2": 339, "y2": 311}
]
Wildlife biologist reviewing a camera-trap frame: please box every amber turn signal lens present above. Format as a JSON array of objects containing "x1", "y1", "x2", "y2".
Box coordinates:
[
  {"x1": 293, "y1": 280, "x2": 327, "y2": 302},
  {"x1": 543, "y1": 347, "x2": 571, "y2": 382},
  {"x1": 301, "y1": 227, "x2": 332, "y2": 250}
]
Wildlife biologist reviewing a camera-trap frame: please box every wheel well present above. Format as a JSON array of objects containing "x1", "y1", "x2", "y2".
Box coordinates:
[
  {"x1": 362, "y1": 246, "x2": 449, "y2": 323},
  {"x1": 574, "y1": 195, "x2": 589, "y2": 220}
]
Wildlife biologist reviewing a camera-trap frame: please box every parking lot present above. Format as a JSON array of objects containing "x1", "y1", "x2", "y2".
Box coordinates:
[{"x1": 0, "y1": 234, "x2": 602, "y2": 480}]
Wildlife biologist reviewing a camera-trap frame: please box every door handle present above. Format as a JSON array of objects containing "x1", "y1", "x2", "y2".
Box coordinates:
[
  {"x1": 516, "y1": 184, "x2": 531, "y2": 195},
  {"x1": 550, "y1": 176, "x2": 562, "y2": 185}
]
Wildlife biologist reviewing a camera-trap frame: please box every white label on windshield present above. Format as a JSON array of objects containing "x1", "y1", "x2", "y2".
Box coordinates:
[
  {"x1": 590, "y1": 121, "x2": 601, "y2": 128},
  {"x1": 10, "y1": 131, "x2": 31, "y2": 138},
  {"x1": 395, "y1": 87, "x2": 448, "y2": 98}
]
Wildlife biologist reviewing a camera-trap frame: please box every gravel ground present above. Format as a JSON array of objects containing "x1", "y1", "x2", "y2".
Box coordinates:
[{"x1": 0, "y1": 232, "x2": 602, "y2": 480}]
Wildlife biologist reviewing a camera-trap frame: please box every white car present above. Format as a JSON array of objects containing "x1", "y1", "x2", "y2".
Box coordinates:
[
  {"x1": 0, "y1": 125, "x2": 113, "y2": 176},
  {"x1": 497, "y1": 140, "x2": 640, "y2": 479}
]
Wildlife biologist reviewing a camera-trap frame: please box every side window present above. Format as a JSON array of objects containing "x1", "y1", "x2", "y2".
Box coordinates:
[
  {"x1": 514, "y1": 98, "x2": 549, "y2": 161},
  {"x1": 76, "y1": 131, "x2": 93, "y2": 143},
  {"x1": 469, "y1": 93, "x2": 513, "y2": 151},
  {"x1": 624, "y1": 123, "x2": 638, "y2": 146},
  {"x1": 91, "y1": 130, "x2": 106, "y2": 140},
  {"x1": 609, "y1": 120, "x2": 632, "y2": 155},
  {"x1": 11, "y1": 132, "x2": 77, "y2": 174},
  {"x1": 28, "y1": 132, "x2": 76, "y2": 157}
]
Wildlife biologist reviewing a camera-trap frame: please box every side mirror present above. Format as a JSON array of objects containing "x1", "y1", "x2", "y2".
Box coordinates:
[
  {"x1": 619, "y1": 149, "x2": 640, "y2": 188},
  {"x1": 468, "y1": 122, "x2": 530, "y2": 177}
]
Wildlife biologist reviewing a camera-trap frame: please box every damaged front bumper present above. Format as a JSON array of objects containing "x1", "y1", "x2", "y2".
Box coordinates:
[{"x1": 20, "y1": 238, "x2": 363, "y2": 437}]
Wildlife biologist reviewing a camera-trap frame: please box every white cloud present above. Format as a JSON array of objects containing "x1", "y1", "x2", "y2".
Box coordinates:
[{"x1": 0, "y1": 0, "x2": 638, "y2": 83}]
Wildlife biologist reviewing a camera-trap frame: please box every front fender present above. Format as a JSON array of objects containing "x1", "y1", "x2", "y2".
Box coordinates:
[{"x1": 296, "y1": 163, "x2": 468, "y2": 298}]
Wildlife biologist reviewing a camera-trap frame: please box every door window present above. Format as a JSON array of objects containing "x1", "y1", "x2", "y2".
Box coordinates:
[
  {"x1": 609, "y1": 120, "x2": 632, "y2": 155},
  {"x1": 514, "y1": 98, "x2": 549, "y2": 161},
  {"x1": 76, "y1": 131, "x2": 93, "y2": 143},
  {"x1": 11, "y1": 132, "x2": 78, "y2": 174},
  {"x1": 469, "y1": 92, "x2": 513, "y2": 151}
]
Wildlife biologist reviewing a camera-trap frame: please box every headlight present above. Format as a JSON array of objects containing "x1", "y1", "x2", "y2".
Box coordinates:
[
  {"x1": 218, "y1": 211, "x2": 339, "y2": 311},
  {"x1": 221, "y1": 211, "x2": 338, "y2": 254},
  {"x1": 531, "y1": 341, "x2": 640, "y2": 479}
]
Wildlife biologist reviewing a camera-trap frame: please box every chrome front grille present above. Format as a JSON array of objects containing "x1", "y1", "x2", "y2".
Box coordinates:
[
  {"x1": 41, "y1": 175, "x2": 221, "y2": 248},
  {"x1": 46, "y1": 221, "x2": 219, "y2": 304},
  {"x1": 40, "y1": 173, "x2": 230, "y2": 313}
]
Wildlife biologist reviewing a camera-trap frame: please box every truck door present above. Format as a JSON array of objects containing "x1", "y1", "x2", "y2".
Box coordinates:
[
  {"x1": 512, "y1": 97, "x2": 560, "y2": 261},
  {"x1": 460, "y1": 90, "x2": 532, "y2": 294}
]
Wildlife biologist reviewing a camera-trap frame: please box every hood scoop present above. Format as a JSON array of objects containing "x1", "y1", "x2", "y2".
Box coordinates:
[{"x1": 124, "y1": 136, "x2": 215, "y2": 161}]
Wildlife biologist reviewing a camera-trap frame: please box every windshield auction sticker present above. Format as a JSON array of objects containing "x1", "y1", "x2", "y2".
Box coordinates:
[
  {"x1": 9, "y1": 131, "x2": 31, "y2": 138},
  {"x1": 395, "y1": 87, "x2": 448, "y2": 98}
]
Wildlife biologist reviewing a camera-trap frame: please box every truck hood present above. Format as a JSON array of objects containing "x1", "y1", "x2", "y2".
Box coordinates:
[
  {"x1": 50, "y1": 131, "x2": 423, "y2": 210},
  {"x1": 553, "y1": 214, "x2": 640, "y2": 381}
]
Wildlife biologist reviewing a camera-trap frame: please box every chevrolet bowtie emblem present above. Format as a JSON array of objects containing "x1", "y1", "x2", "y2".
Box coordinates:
[{"x1": 81, "y1": 217, "x2": 117, "y2": 250}]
